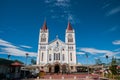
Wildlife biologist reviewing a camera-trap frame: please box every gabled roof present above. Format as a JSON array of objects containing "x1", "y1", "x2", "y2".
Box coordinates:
[
  {"x1": 67, "y1": 21, "x2": 73, "y2": 30},
  {"x1": 41, "y1": 20, "x2": 47, "y2": 30},
  {"x1": 49, "y1": 38, "x2": 66, "y2": 45}
]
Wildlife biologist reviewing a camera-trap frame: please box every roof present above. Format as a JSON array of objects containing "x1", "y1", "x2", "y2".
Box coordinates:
[
  {"x1": 41, "y1": 20, "x2": 47, "y2": 30},
  {"x1": 0, "y1": 58, "x2": 14, "y2": 65},
  {"x1": 0, "y1": 58, "x2": 24, "y2": 66},
  {"x1": 11, "y1": 61, "x2": 23, "y2": 66},
  {"x1": 48, "y1": 38, "x2": 66, "y2": 45},
  {"x1": 67, "y1": 22, "x2": 73, "y2": 30}
]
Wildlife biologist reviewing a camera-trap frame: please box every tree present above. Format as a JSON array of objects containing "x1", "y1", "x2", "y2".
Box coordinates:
[
  {"x1": 14, "y1": 59, "x2": 24, "y2": 64},
  {"x1": 31, "y1": 58, "x2": 36, "y2": 65},
  {"x1": 8, "y1": 54, "x2": 11, "y2": 60},
  {"x1": 95, "y1": 58, "x2": 102, "y2": 65},
  {"x1": 109, "y1": 57, "x2": 117, "y2": 79}
]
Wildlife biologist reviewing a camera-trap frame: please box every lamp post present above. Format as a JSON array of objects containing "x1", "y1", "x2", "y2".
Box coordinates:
[
  {"x1": 106, "y1": 55, "x2": 109, "y2": 66},
  {"x1": 85, "y1": 53, "x2": 89, "y2": 77},
  {"x1": 26, "y1": 53, "x2": 29, "y2": 65}
]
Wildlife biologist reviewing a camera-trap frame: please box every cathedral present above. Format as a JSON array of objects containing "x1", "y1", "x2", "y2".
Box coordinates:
[{"x1": 36, "y1": 21, "x2": 77, "y2": 73}]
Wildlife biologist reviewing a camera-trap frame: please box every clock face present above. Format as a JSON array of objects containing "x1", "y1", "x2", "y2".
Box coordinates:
[
  {"x1": 55, "y1": 47, "x2": 59, "y2": 52},
  {"x1": 68, "y1": 34, "x2": 72, "y2": 38},
  {"x1": 41, "y1": 33, "x2": 46, "y2": 38}
]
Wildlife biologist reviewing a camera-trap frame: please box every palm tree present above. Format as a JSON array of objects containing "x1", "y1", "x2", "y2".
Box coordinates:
[
  {"x1": 8, "y1": 54, "x2": 11, "y2": 60},
  {"x1": 31, "y1": 58, "x2": 36, "y2": 65}
]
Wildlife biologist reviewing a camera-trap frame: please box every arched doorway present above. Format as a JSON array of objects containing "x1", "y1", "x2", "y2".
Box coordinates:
[
  {"x1": 62, "y1": 65, "x2": 66, "y2": 73},
  {"x1": 49, "y1": 67, "x2": 52, "y2": 73},
  {"x1": 54, "y1": 64, "x2": 60, "y2": 73}
]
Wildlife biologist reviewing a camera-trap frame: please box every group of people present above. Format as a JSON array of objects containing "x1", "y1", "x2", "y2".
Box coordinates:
[{"x1": 38, "y1": 67, "x2": 45, "y2": 79}]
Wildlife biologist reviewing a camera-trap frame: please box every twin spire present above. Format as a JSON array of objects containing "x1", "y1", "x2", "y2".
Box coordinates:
[
  {"x1": 67, "y1": 21, "x2": 73, "y2": 30},
  {"x1": 41, "y1": 20, "x2": 73, "y2": 31},
  {"x1": 41, "y1": 20, "x2": 47, "y2": 30}
]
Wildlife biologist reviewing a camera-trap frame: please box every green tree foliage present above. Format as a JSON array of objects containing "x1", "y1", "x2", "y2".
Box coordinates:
[
  {"x1": 31, "y1": 58, "x2": 36, "y2": 65},
  {"x1": 95, "y1": 58, "x2": 102, "y2": 65},
  {"x1": 14, "y1": 59, "x2": 24, "y2": 64},
  {"x1": 109, "y1": 57, "x2": 117, "y2": 75},
  {"x1": 8, "y1": 54, "x2": 11, "y2": 59}
]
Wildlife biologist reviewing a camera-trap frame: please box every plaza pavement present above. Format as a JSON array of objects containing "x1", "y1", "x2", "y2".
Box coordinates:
[{"x1": 22, "y1": 73, "x2": 102, "y2": 80}]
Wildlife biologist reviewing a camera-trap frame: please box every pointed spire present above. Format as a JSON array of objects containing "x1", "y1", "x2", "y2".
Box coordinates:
[
  {"x1": 41, "y1": 20, "x2": 47, "y2": 30},
  {"x1": 67, "y1": 21, "x2": 73, "y2": 30}
]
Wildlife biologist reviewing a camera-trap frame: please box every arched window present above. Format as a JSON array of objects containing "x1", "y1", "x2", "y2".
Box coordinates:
[
  {"x1": 70, "y1": 53, "x2": 72, "y2": 61},
  {"x1": 41, "y1": 53, "x2": 44, "y2": 61},
  {"x1": 68, "y1": 34, "x2": 73, "y2": 42},
  {"x1": 58, "y1": 53, "x2": 60, "y2": 60},
  {"x1": 49, "y1": 54, "x2": 51, "y2": 61},
  {"x1": 54, "y1": 53, "x2": 56, "y2": 60},
  {"x1": 62, "y1": 54, "x2": 65, "y2": 61},
  {"x1": 41, "y1": 34, "x2": 46, "y2": 42},
  {"x1": 56, "y1": 54, "x2": 58, "y2": 60}
]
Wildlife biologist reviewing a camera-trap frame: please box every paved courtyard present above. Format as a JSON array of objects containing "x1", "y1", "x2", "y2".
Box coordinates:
[{"x1": 22, "y1": 73, "x2": 102, "y2": 80}]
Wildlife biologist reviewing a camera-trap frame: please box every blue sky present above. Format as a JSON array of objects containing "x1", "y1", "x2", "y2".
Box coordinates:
[{"x1": 0, "y1": 0, "x2": 120, "y2": 65}]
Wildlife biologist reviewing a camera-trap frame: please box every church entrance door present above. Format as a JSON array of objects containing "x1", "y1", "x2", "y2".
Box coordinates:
[
  {"x1": 49, "y1": 67, "x2": 52, "y2": 73},
  {"x1": 54, "y1": 64, "x2": 60, "y2": 73}
]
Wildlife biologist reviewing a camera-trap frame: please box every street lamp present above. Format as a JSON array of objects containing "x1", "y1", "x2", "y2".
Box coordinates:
[
  {"x1": 106, "y1": 55, "x2": 109, "y2": 65},
  {"x1": 26, "y1": 53, "x2": 29, "y2": 65},
  {"x1": 85, "y1": 53, "x2": 89, "y2": 77}
]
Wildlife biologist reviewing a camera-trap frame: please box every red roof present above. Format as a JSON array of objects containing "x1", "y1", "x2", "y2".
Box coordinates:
[
  {"x1": 67, "y1": 22, "x2": 73, "y2": 30},
  {"x1": 11, "y1": 62, "x2": 22, "y2": 66},
  {"x1": 117, "y1": 66, "x2": 120, "y2": 68},
  {"x1": 41, "y1": 20, "x2": 47, "y2": 30}
]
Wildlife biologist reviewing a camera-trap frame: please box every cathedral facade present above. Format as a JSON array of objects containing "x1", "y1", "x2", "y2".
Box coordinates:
[{"x1": 36, "y1": 21, "x2": 77, "y2": 73}]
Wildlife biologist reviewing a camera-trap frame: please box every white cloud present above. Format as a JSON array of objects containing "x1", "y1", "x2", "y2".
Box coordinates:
[
  {"x1": 1, "y1": 48, "x2": 36, "y2": 57},
  {"x1": 68, "y1": 14, "x2": 74, "y2": 21},
  {"x1": 76, "y1": 52, "x2": 85, "y2": 55},
  {"x1": 0, "y1": 39, "x2": 37, "y2": 57},
  {"x1": 80, "y1": 48, "x2": 115, "y2": 56},
  {"x1": 45, "y1": 0, "x2": 51, "y2": 3},
  {"x1": 102, "y1": 3, "x2": 111, "y2": 9},
  {"x1": 55, "y1": 0, "x2": 70, "y2": 7},
  {"x1": 0, "y1": 39, "x2": 18, "y2": 48},
  {"x1": 114, "y1": 48, "x2": 120, "y2": 52},
  {"x1": 113, "y1": 40, "x2": 120, "y2": 45},
  {"x1": 106, "y1": 6, "x2": 120, "y2": 16},
  {"x1": 68, "y1": 14, "x2": 80, "y2": 24},
  {"x1": 20, "y1": 45, "x2": 32, "y2": 49},
  {"x1": 44, "y1": 0, "x2": 80, "y2": 24},
  {"x1": 51, "y1": 15, "x2": 59, "y2": 19},
  {"x1": 45, "y1": 0, "x2": 70, "y2": 7}
]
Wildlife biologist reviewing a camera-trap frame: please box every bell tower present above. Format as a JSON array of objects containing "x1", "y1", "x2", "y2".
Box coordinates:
[
  {"x1": 37, "y1": 20, "x2": 49, "y2": 65},
  {"x1": 65, "y1": 22, "x2": 76, "y2": 65}
]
